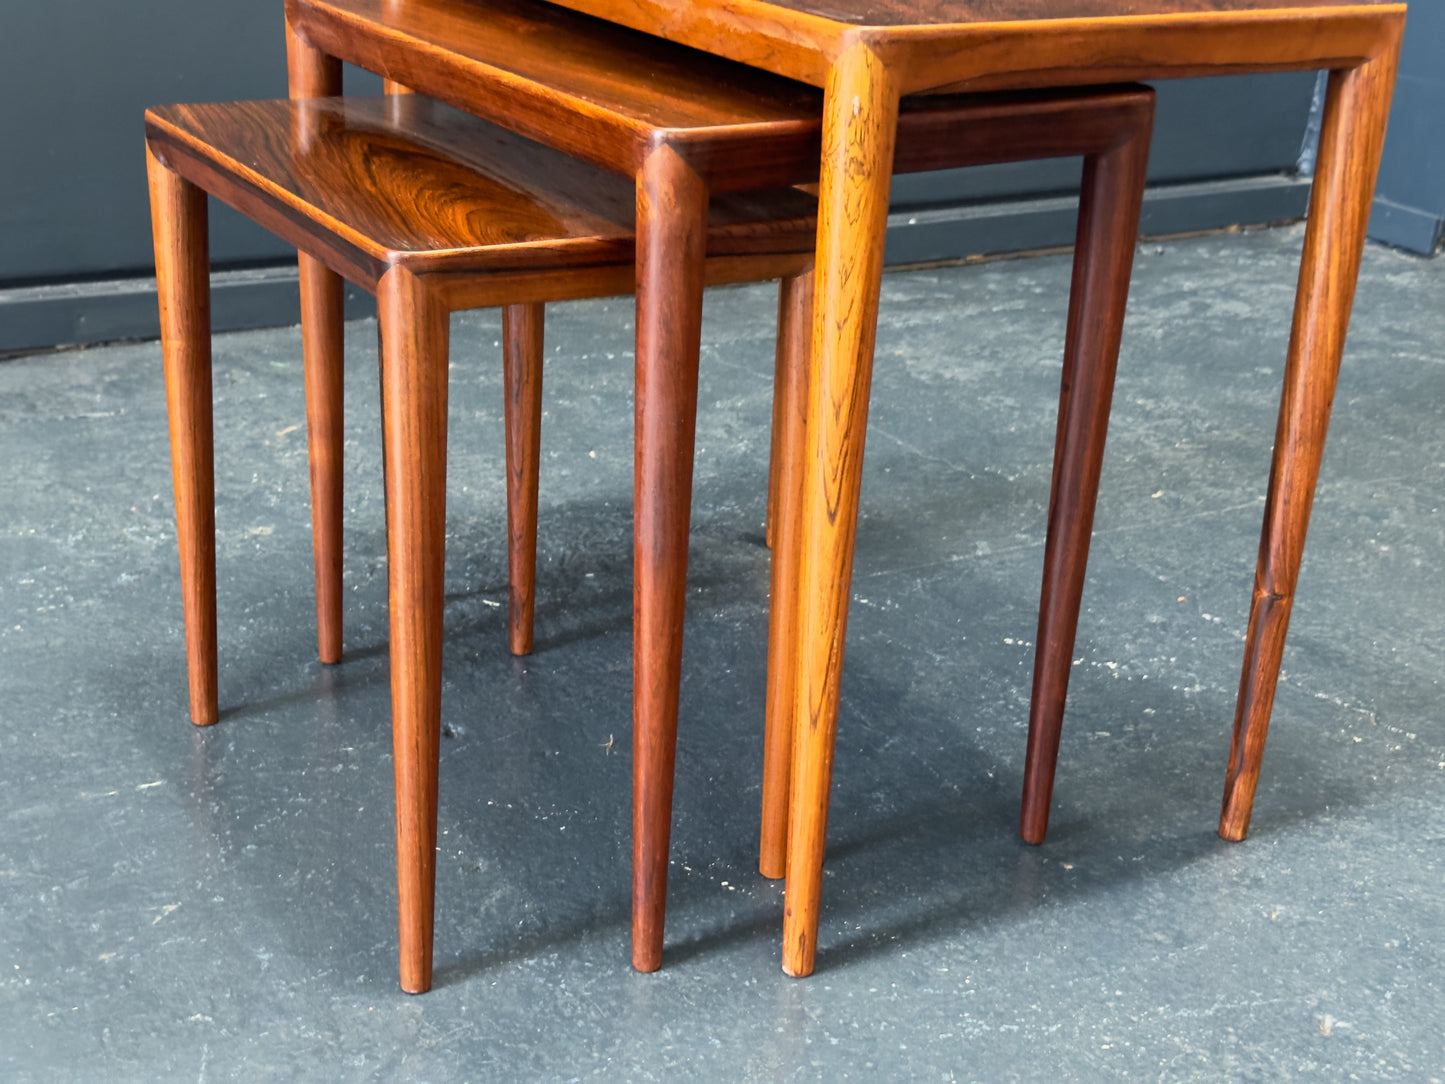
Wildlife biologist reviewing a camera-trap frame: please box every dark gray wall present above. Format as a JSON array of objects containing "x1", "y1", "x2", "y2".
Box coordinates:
[
  {"x1": 1367, "y1": 4, "x2": 1445, "y2": 255},
  {"x1": 1, "y1": 3, "x2": 297, "y2": 284},
  {"x1": 0, "y1": 2, "x2": 1336, "y2": 354}
]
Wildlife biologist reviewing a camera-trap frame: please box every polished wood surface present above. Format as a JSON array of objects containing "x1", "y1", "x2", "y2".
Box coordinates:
[
  {"x1": 539, "y1": 0, "x2": 1406, "y2": 977},
  {"x1": 1218, "y1": 46, "x2": 1399, "y2": 841},
  {"x1": 502, "y1": 302, "x2": 545, "y2": 657},
  {"x1": 281, "y1": 0, "x2": 1170, "y2": 964},
  {"x1": 300, "y1": 257, "x2": 346, "y2": 664},
  {"x1": 147, "y1": 98, "x2": 634, "y2": 289},
  {"x1": 288, "y1": 24, "x2": 350, "y2": 665},
  {"x1": 144, "y1": 97, "x2": 820, "y2": 291},
  {"x1": 545, "y1": 0, "x2": 1403, "y2": 91},
  {"x1": 759, "y1": 267, "x2": 814, "y2": 878},
  {"x1": 286, "y1": 0, "x2": 1171, "y2": 185},
  {"x1": 283, "y1": 17, "x2": 1170, "y2": 912},
  {"x1": 286, "y1": 0, "x2": 822, "y2": 187},
  {"x1": 1019, "y1": 97, "x2": 1153, "y2": 845},
  {"x1": 782, "y1": 41, "x2": 901, "y2": 977},
  {"x1": 630, "y1": 143, "x2": 710, "y2": 972},
  {"x1": 675, "y1": 0, "x2": 1392, "y2": 25},
  {"x1": 275, "y1": 0, "x2": 1402, "y2": 982},
  {"x1": 292, "y1": 0, "x2": 1163, "y2": 971},
  {"x1": 150, "y1": 71, "x2": 1166, "y2": 984},
  {"x1": 284, "y1": 0, "x2": 1165, "y2": 934},
  {"x1": 148, "y1": 147, "x2": 218, "y2": 729},
  {"x1": 764, "y1": 270, "x2": 815, "y2": 554},
  {"x1": 376, "y1": 265, "x2": 450, "y2": 995},
  {"x1": 147, "y1": 90, "x2": 818, "y2": 991}
]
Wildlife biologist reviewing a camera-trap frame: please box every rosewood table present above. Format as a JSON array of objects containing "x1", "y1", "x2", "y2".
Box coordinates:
[
  {"x1": 284, "y1": 0, "x2": 1158, "y2": 981},
  {"x1": 539, "y1": 0, "x2": 1407, "y2": 976}
]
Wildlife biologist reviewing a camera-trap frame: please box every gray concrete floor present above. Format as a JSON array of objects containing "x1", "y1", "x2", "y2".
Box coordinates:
[{"x1": 2, "y1": 225, "x2": 1444, "y2": 1080}]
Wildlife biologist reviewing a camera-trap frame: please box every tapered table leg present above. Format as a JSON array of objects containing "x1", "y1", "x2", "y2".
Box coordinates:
[
  {"x1": 631, "y1": 144, "x2": 709, "y2": 973},
  {"x1": 377, "y1": 266, "x2": 450, "y2": 994},
  {"x1": 760, "y1": 268, "x2": 814, "y2": 879},
  {"x1": 782, "y1": 46, "x2": 899, "y2": 978},
  {"x1": 1018, "y1": 121, "x2": 1152, "y2": 845},
  {"x1": 765, "y1": 277, "x2": 811, "y2": 551},
  {"x1": 148, "y1": 146, "x2": 218, "y2": 728},
  {"x1": 300, "y1": 255, "x2": 346, "y2": 664},
  {"x1": 1219, "y1": 44, "x2": 1400, "y2": 842},
  {"x1": 285, "y1": 18, "x2": 340, "y2": 101},
  {"x1": 287, "y1": 21, "x2": 347, "y2": 665},
  {"x1": 503, "y1": 302, "x2": 545, "y2": 656}
]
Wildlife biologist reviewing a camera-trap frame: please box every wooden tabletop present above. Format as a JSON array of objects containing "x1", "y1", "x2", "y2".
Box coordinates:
[
  {"x1": 682, "y1": 0, "x2": 1392, "y2": 26},
  {"x1": 543, "y1": 0, "x2": 1405, "y2": 91},
  {"x1": 145, "y1": 97, "x2": 817, "y2": 285},
  {"x1": 286, "y1": 0, "x2": 821, "y2": 140}
]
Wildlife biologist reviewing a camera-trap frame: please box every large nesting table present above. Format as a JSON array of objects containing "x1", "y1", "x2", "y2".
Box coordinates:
[{"x1": 537, "y1": 0, "x2": 1407, "y2": 976}]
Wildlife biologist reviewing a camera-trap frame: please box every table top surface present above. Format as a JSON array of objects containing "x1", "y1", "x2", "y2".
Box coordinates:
[
  {"x1": 544, "y1": 0, "x2": 1403, "y2": 93},
  {"x1": 689, "y1": 0, "x2": 1394, "y2": 28},
  {"x1": 145, "y1": 97, "x2": 818, "y2": 273}
]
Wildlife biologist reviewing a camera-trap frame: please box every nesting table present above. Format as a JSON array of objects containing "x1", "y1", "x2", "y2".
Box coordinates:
[
  {"x1": 535, "y1": 0, "x2": 1407, "y2": 976},
  {"x1": 281, "y1": 0, "x2": 1163, "y2": 986}
]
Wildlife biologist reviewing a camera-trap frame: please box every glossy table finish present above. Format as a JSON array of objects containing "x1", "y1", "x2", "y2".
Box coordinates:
[
  {"x1": 546, "y1": 0, "x2": 1407, "y2": 975},
  {"x1": 287, "y1": 0, "x2": 1161, "y2": 981},
  {"x1": 146, "y1": 91, "x2": 822, "y2": 993}
]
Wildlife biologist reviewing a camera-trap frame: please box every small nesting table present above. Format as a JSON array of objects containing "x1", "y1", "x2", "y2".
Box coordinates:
[{"x1": 539, "y1": 0, "x2": 1408, "y2": 975}]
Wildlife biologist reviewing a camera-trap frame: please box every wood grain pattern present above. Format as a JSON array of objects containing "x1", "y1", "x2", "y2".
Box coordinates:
[
  {"x1": 1218, "y1": 33, "x2": 1401, "y2": 841},
  {"x1": 287, "y1": 25, "x2": 351, "y2": 666},
  {"x1": 377, "y1": 265, "x2": 450, "y2": 995},
  {"x1": 782, "y1": 42, "x2": 900, "y2": 978},
  {"x1": 1018, "y1": 102, "x2": 1153, "y2": 846},
  {"x1": 630, "y1": 143, "x2": 710, "y2": 973},
  {"x1": 883, "y1": 11, "x2": 1403, "y2": 97},
  {"x1": 148, "y1": 146, "x2": 218, "y2": 728},
  {"x1": 300, "y1": 255, "x2": 347, "y2": 664},
  {"x1": 503, "y1": 302, "x2": 545, "y2": 657},
  {"x1": 280, "y1": 0, "x2": 1165, "y2": 921},
  {"x1": 144, "y1": 98, "x2": 821, "y2": 290},
  {"x1": 287, "y1": 0, "x2": 1177, "y2": 188},
  {"x1": 381, "y1": 0, "x2": 414, "y2": 97},
  {"x1": 146, "y1": 88, "x2": 814, "y2": 987},
  {"x1": 177, "y1": 2, "x2": 1352, "y2": 982},
  {"x1": 171, "y1": 0, "x2": 1401, "y2": 989},
  {"x1": 544, "y1": 0, "x2": 1403, "y2": 93},
  {"x1": 146, "y1": 98, "x2": 629, "y2": 288},
  {"x1": 287, "y1": 13, "x2": 343, "y2": 99},
  {"x1": 286, "y1": 0, "x2": 822, "y2": 183},
  {"x1": 149, "y1": 78, "x2": 1156, "y2": 987},
  {"x1": 760, "y1": 267, "x2": 814, "y2": 879},
  {"x1": 545, "y1": 0, "x2": 1403, "y2": 977},
  {"x1": 765, "y1": 274, "x2": 815, "y2": 553},
  {"x1": 686, "y1": 0, "x2": 1393, "y2": 26}
]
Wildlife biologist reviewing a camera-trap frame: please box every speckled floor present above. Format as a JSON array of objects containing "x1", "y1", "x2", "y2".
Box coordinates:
[{"x1": 2, "y1": 225, "x2": 1443, "y2": 1081}]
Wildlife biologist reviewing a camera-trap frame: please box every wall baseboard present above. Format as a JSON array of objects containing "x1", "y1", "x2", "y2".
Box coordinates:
[
  {"x1": 2, "y1": 173, "x2": 1320, "y2": 358},
  {"x1": 0, "y1": 266, "x2": 374, "y2": 358},
  {"x1": 1367, "y1": 196, "x2": 1445, "y2": 257},
  {"x1": 885, "y1": 172, "x2": 1312, "y2": 264}
]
